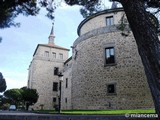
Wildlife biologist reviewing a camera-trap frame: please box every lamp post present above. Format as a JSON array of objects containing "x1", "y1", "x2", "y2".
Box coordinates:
[{"x1": 58, "y1": 72, "x2": 63, "y2": 113}]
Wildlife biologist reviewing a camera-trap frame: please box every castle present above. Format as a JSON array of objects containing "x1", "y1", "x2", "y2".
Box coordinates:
[{"x1": 27, "y1": 8, "x2": 156, "y2": 110}]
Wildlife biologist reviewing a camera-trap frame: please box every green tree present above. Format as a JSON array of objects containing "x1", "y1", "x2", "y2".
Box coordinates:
[
  {"x1": 0, "y1": 0, "x2": 39, "y2": 29},
  {"x1": 3, "y1": 89, "x2": 22, "y2": 107},
  {"x1": 21, "y1": 87, "x2": 39, "y2": 110},
  {"x1": 0, "y1": 0, "x2": 57, "y2": 29},
  {"x1": 3, "y1": 87, "x2": 38, "y2": 110},
  {"x1": 0, "y1": 95, "x2": 11, "y2": 110},
  {"x1": 0, "y1": 72, "x2": 7, "y2": 92}
]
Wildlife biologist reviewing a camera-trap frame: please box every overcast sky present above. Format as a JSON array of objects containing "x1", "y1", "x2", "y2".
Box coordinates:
[{"x1": 0, "y1": 1, "x2": 112, "y2": 91}]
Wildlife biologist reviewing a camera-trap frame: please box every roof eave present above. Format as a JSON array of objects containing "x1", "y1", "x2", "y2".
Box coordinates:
[
  {"x1": 77, "y1": 8, "x2": 124, "y2": 36},
  {"x1": 33, "y1": 44, "x2": 70, "y2": 56}
]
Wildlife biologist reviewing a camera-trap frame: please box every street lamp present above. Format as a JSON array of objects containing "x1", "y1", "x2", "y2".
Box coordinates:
[{"x1": 58, "y1": 72, "x2": 63, "y2": 113}]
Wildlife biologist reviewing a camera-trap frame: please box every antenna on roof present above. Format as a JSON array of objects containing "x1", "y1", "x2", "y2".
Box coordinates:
[{"x1": 111, "y1": 1, "x2": 118, "y2": 9}]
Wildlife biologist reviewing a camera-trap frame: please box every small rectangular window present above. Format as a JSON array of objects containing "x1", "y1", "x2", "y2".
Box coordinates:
[
  {"x1": 53, "y1": 97, "x2": 56, "y2": 102},
  {"x1": 44, "y1": 51, "x2": 49, "y2": 57},
  {"x1": 54, "y1": 67, "x2": 59, "y2": 75},
  {"x1": 65, "y1": 98, "x2": 67, "y2": 103},
  {"x1": 105, "y1": 47, "x2": 115, "y2": 64},
  {"x1": 59, "y1": 53, "x2": 63, "y2": 59},
  {"x1": 106, "y1": 16, "x2": 113, "y2": 26},
  {"x1": 52, "y1": 52, "x2": 56, "y2": 58},
  {"x1": 107, "y1": 83, "x2": 116, "y2": 94},
  {"x1": 66, "y1": 78, "x2": 68, "y2": 88},
  {"x1": 53, "y1": 82, "x2": 58, "y2": 91}
]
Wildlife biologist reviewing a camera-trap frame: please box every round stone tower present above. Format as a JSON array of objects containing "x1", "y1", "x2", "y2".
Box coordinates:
[{"x1": 71, "y1": 8, "x2": 154, "y2": 110}]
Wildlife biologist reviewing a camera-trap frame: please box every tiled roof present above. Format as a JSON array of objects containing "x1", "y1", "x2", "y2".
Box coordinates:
[
  {"x1": 33, "y1": 44, "x2": 70, "y2": 56},
  {"x1": 39, "y1": 44, "x2": 70, "y2": 50}
]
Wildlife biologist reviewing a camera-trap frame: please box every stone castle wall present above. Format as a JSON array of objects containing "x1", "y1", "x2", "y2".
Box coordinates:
[
  {"x1": 71, "y1": 9, "x2": 154, "y2": 110},
  {"x1": 62, "y1": 57, "x2": 72, "y2": 110},
  {"x1": 78, "y1": 8, "x2": 124, "y2": 36},
  {"x1": 28, "y1": 8, "x2": 157, "y2": 110},
  {"x1": 28, "y1": 45, "x2": 69, "y2": 110}
]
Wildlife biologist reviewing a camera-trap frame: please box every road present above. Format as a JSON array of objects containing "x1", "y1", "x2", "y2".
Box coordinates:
[
  {"x1": 0, "y1": 110, "x2": 37, "y2": 115},
  {"x1": 0, "y1": 110, "x2": 158, "y2": 120}
]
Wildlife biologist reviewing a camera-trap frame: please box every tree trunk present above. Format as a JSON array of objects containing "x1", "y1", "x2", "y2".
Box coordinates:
[
  {"x1": 26, "y1": 102, "x2": 29, "y2": 111},
  {"x1": 118, "y1": 0, "x2": 160, "y2": 117}
]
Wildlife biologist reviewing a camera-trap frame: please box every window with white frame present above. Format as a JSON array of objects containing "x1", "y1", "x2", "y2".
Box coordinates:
[
  {"x1": 52, "y1": 52, "x2": 56, "y2": 58},
  {"x1": 105, "y1": 47, "x2": 115, "y2": 64},
  {"x1": 106, "y1": 16, "x2": 114, "y2": 26},
  {"x1": 59, "y1": 53, "x2": 63, "y2": 59},
  {"x1": 44, "y1": 51, "x2": 49, "y2": 57}
]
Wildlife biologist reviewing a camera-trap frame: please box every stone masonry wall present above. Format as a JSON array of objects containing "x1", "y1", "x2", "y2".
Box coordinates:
[
  {"x1": 79, "y1": 9, "x2": 124, "y2": 36},
  {"x1": 28, "y1": 45, "x2": 69, "y2": 110},
  {"x1": 71, "y1": 8, "x2": 154, "y2": 110},
  {"x1": 71, "y1": 29, "x2": 154, "y2": 109},
  {"x1": 62, "y1": 58, "x2": 72, "y2": 110}
]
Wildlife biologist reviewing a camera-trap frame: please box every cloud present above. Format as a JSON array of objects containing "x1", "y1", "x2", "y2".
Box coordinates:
[
  {"x1": 0, "y1": 70, "x2": 28, "y2": 90},
  {"x1": 6, "y1": 78, "x2": 27, "y2": 90}
]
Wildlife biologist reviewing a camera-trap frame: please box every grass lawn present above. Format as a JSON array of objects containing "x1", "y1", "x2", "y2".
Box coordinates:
[{"x1": 36, "y1": 109, "x2": 155, "y2": 115}]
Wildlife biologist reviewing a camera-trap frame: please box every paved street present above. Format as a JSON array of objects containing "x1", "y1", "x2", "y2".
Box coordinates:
[
  {"x1": 0, "y1": 110, "x2": 158, "y2": 120},
  {"x1": 0, "y1": 110, "x2": 37, "y2": 115}
]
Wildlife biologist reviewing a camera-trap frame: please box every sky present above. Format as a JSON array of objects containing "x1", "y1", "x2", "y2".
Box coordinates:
[{"x1": 0, "y1": 1, "x2": 112, "y2": 91}]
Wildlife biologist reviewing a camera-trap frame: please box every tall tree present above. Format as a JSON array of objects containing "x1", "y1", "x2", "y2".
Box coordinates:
[
  {"x1": 3, "y1": 87, "x2": 38, "y2": 110},
  {"x1": 3, "y1": 89, "x2": 22, "y2": 107},
  {"x1": 0, "y1": 0, "x2": 65, "y2": 29},
  {"x1": 21, "y1": 87, "x2": 39, "y2": 110},
  {"x1": 118, "y1": 0, "x2": 160, "y2": 117},
  {"x1": 0, "y1": 0, "x2": 39, "y2": 29},
  {"x1": 64, "y1": 0, "x2": 160, "y2": 117},
  {"x1": 0, "y1": 72, "x2": 7, "y2": 92}
]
